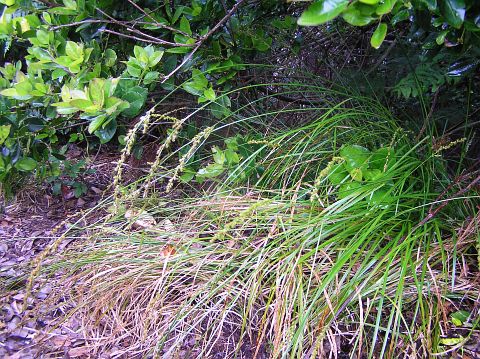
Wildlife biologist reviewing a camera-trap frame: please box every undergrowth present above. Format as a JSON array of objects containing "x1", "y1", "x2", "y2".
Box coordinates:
[{"x1": 28, "y1": 81, "x2": 480, "y2": 358}]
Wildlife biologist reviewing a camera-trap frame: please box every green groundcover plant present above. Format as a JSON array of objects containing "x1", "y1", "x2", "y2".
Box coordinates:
[{"x1": 24, "y1": 82, "x2": 479, "y2": 357}]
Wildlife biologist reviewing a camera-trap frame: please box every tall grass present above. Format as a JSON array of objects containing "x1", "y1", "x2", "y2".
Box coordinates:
[{"x1": 35, "y1": 79, "x2": 479, "y2": 358}]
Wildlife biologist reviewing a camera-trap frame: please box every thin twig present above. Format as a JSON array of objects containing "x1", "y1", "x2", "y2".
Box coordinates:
[
  {"x1": 416, "y1": 88, "x2": 440, "y2": 141},
  {"x1": 96, "y1": 7, "x2": 193, "y2": 47},
  {"x1": 161, "y1": 0, "x2": 246, "y2": 83},
  {"x1": 413, "y1": 171, "x2": 480, "y2": 232},
  {"x1": 125, "y1": 0, "x2": 191, "y2": 37},
  {"x1": 101, "y1": 29, "x2": 191, "y2": 47},
  {"x1": 50, "y1": 19, "x2": 111, "y2": 31}
]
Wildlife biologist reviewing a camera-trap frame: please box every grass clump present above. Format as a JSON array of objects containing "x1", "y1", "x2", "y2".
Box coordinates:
[{"x1": 34, "y1": 84, "x2": 479, "y2": 358}]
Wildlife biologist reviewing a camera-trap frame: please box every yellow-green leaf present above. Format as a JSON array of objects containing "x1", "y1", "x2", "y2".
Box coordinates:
[
  {"x1": 439, "y1": 336, "x2": 464, "y2": 346},
  {"x1": 0, "y1": 125, "x2": 11, "y2": 145},
  {"x1": 298, "y1": 0, "x2": 348, "y2": 26},
  {"x1": 371, "y1": 22, "x2": 388, "y2": 49},
  {"x1": 15, "y1": 157, "x2": 37, "y2": 171}
]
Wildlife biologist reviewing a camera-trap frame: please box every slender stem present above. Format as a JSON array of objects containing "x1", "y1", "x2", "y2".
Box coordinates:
[{"x1": 161, "y1": 0, "x2": 246, "y2": 83}]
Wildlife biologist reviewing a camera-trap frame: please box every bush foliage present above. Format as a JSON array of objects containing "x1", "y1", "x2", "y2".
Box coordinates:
[{"x1": 0, "y1": 0, "x2": 478, "y2": 195}]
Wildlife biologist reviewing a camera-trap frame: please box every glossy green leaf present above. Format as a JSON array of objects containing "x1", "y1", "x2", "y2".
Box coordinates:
[
  {"x1": 89, "y1": 79, "x2": 105, "y2": 107},
  {"x1": 191, "y1": 69, "x2": 208, "y2": 88},
  {"x1": 88, "y1": 115, "x2": 107, "y2": 133},
  {"x1": 419, "y1": 0, "x2": 437, "y2": 11},
  {"x1": 436, "y1": 30, "x2": 449, "y2": 45},
  {"x1": 104, "y1": 48, "x2": 117, "y2": 67},
  {"x1": 166, "y1": 47, "x2": 191, "y2": 54},
  {"x1": 327, "y1": 163, "x2": 349, "y2": 185},
  {"x1": 118, "y1": 86, "x2": 148, "y2": 118},
  {"x1": 439, "y1": 336, "x2": 464, "y2": 346},
  {"x1": 0, "y1": 88, "x2": 19, "y2": 97},
  {"x1": 212, "y1": 147, "x2": 225, "y2": 165},
  {"x1": 15, "y1": 81, "x2": 33, "y2": 96},
  {"x1": 340, "y1": 145, "x2": 370, "y2": 172},
  {"x1": 70, "y1": 99, "x2": 98, "y2": 113},
  {"x1": 371, "y1": 23, "x2": 388, "y2": 49},
  {"x1": 148, "y1": 51, "x2": 164, "y2": 67},
  {"x1": 0, "y1": 0, "x2": 16, "y2": 6},
  {"x1": 0, "y1": 125, "x2": 11, "y2": 145},
  {"x1": 179, "y1": 16, "x2": 192, "y2": 36},
  {"x1": 350, "y1": 167, "x2": 363, "y2": 181},
  {"x1": 342, "y1": 7, "x2": 375, "y2": 26},
  {"x1": 65, "y1": 41, "x2": 83, "y2": 60},
  {"x1": 363, "y1": 169, "x2": 383, "y2": 181},
  {"x1": 366, "y1": 189, "x2": 392, "y2": 207},
  {"x1": 95, "y1": 118, "x2": 117, "y2": 144},
  {"x1": 126, "y1": 62, "x2": 142, "y2": 77},
  {"x1": 203, "y1": 87, "x2": 216, "y2": 101},
  {"x1": 370, "y1": 147, "x2": 395, "y2": 170},
  {"x1": 450, "y1": 310, "x2": 470, "y2": 326},
  {"x1": 15, "y1": 157, "x2": 37, "y2": 171},
  {"x1": 391, "y1": 9, "x2": 409, "y2": 26},
  {"x1": 196, "y1": 163, "x2": 224, "y2": 180},
  {"x1": 180, "y1": 168, "x2": 196, "y2": 183},
  {"x1": 143, "y1": 71, "x2": 160, "y2": 85},
  {"x1": 134, "y1": 46, "x2": 149, "y2": 64},
  {"x1": 30, "y1": 47, "x2": 51, "y2": 61},
  {"x1": 376, "y1": 0, "x2": 396, "y2": 15},
  {"x1": 439, "y1": 0, "x2": 466, "y2": 28},
  {"x1": 35, "y1": 29, "x2": 49, "y2": 45},
  {"x1": 183, "y1": 81, "x2": 204, "y2": 96},
  {"x1": 225, "y1": 149, "x2": 240, "y2": 165},
  {"x1": 298, "y1": 0, "x2": 348, "y2": 26},
  {"x1": 63, "y1": 0, "x2": 77, "y2": 10}
]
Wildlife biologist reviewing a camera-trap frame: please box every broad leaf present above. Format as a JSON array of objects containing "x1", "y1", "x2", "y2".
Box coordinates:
[
  {"x1": 439, "y1": 0, "x2": 466, "y2": 28},
  {"x1": 179, "y1": 16, "x2": 192, "y2": 36},
  {"x1": 340, "y1": 145, "x2": 370, "y2": 172},
  {"x1": 298, "y1": 0, "x2": 348, "y2": 26},
  {"x1": 420, "y1": 0, "x2": 437, "y2": 11},
  {"x1": 359, "y1": 0, "x2": 379, "y2": 4},
  {"x1": 88, "y1": 115, "x2": 107, "y2": 133},
  {"x1": 118, "y1": 86, "x2": 148, "y2": 118},
  {"x1": 203, "y1": 87, "x2": 216, "y2": 101},
  {"x1": 134, "y1": 46, "x2": 149, "y2": 64},
  {"x1": 342, "y1": 7, "x2": 375, "y2": 26},
  {"x1": 143, "y1": 71, "x2": 160, "y2": 85},
  {"x1": 65, "y1": 41, "x2": 83, "y2": 60},
  {"x1": 450, "y1": 310, "x2": 470, "y2": 326},
  {"x1": 95, "y1": 118, "x2": 117, "y2": 144},
  {"x1": 366, "y1": 188, "x2": 392, "y2": 208},
  {"x1": 370, "y1": 147, "x2": 395, "y2": 170},
  {"x1": 371, "y1": 22, "x2": 387, "y2": 49},
  {"x1": 0, "y1": 125, "x2": 11, "y2": 145},
  {"x1": 15, "y1": 157, "x2": 37, "y2": 171},
  {"x1": 327, "y1": 163, "x2": 349, "y2": 185},
  {"x1": 376, "y1": 0, "x2": 396, "y2": 15}
]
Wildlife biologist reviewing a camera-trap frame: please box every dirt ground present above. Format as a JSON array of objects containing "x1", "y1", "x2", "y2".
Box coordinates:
[{"x1": 0, "y1": 148, "x2": 118, "y2": 358}]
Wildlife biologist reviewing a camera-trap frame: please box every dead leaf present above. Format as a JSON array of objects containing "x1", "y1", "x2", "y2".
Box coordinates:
[
  {"x1": 160, "y1": 245, "x2": 176, "y2": 257},
  {"x1": 0, "y1": 243, "x2": 8, "y2": 255},
  {"x1": 125, "y1": 209, "x2": 156, "y2": 229},
  {"x1": 68, "y1": 346, "x2": 90, "y2": 358},
  {"x1": 50, "y1": 334, "x2": 70, "y2": 348},
  {"x1": 91, "y1": 186, "x2": 102, "y2": 194},
  {"x1": 161, "y1": 219, "x2": 175, "y2": 232}
]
